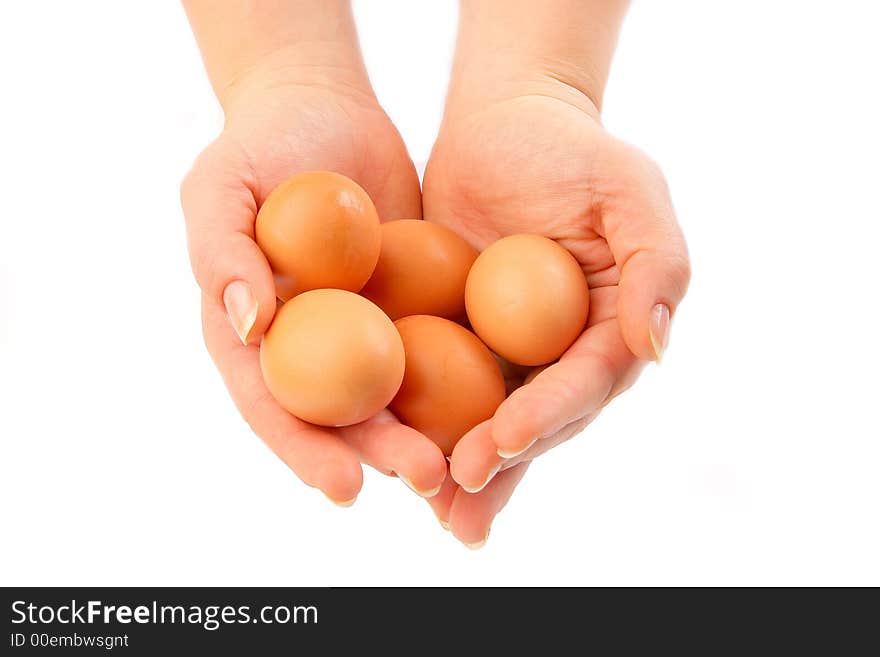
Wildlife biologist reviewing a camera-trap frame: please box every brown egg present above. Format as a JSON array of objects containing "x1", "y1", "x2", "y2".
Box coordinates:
[
  {"x1": 260, "y1": 289, "x2": 404, "y2": 427},
  {"x1": 255, "y1": 171, "x2": 381, "y2": 301},
  {"x1": 360, "y1": 220, "x2": 478, "y2": 321},
  {"x1": 465, "y1": 234, "x2": 589, "y2": 366},
  {"x1": 390, "y1": 315, "x2": 506, "y2": 456}
]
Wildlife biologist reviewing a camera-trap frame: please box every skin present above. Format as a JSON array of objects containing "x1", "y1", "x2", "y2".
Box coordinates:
[
  {"x1": 182, "y1": 1, "x2": 691, "y2": 546},
  {"x1": 181, "y1": 0, "x2": 446, "y2": 505},
  {"x1": 422, "y1": 1, "x2": 691, "y2": 546}
]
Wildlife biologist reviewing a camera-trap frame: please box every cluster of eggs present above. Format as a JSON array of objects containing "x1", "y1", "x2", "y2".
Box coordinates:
[{"x1": 256, "y1": 171, "x2": 589, "y2": 455}]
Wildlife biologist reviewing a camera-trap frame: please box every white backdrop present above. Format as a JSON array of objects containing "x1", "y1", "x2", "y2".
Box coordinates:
[{"x1": 1, "y1": 2, "x2": 878, "y2": 586}]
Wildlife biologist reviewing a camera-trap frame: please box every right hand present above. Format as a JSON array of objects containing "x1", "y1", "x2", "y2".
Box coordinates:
[{"x1": 181, "y1": 67, "x2": 446, "y2": 506}]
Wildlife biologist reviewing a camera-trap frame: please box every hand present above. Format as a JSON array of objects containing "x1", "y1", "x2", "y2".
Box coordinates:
[
  {"x1": 421, "y1": 79, "x2": 690, "y2": 545},
  {"x1": 181, "y1": 67, "x2": 446, "y2": 506}
]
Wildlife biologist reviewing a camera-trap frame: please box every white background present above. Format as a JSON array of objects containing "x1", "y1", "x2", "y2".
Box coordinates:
[{"x1": 1, "y1": 2, "x2": 879, "y2": 586}]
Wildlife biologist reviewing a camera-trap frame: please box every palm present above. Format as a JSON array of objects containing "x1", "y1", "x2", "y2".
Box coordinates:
[
  {"x1": 425, "y1": 96, "x2": 636, "y2": 383},
  {"x1": 223, "y1": 86, "x2": 420, "y2": 218}
]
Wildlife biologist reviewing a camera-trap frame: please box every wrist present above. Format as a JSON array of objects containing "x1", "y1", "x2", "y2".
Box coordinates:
[
  {"x1": 218, "y1": 43, "x2": 376, "y2": 117},
  {"x1": 444, "y1": 55, "x2": 602, "y2": 124},
  {"x1": 184, "y1": 0, "x2": 374, "y2": 114},
  {"x1": 446, "y1": 0, "x2": 628, "y2": 120}
]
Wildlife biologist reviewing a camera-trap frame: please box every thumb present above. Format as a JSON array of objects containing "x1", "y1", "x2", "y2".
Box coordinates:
[
  {"x1": 181, "y1": 140, "x2": 276, "y2": 345},
  {"x1": 602, "y1": 146, "x2": 691, "y2": 361}
]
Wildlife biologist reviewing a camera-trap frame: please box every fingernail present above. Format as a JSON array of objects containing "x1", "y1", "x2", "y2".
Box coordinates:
[
  {"x1": 325, "y1": 494, "x2": 357, "y2": 508},
  {"x1": 223, "y1": 280, "x2": 258, "y2": 345},
  {"x1": 465, "y1": 528, "x2": 490, "y2": 550},
  {"x1": 496, "y1": 438, "x2": 537, "y2": 460},
  {"x1": 433, "y1": 509, "x2": 451, "y2": 530},
  {"x1": 461, "y1": 464, "x2": 502, "y2": 494},
  {"x1": 649, "y1": 303, "x2": 671, "y2": 362},
  {"x1": 398, "y1": 473, "x2": 441, "y2": 498}
]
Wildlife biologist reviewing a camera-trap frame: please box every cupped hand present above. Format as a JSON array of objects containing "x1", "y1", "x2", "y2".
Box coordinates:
[
  {"x1": 422, "y1": 83, "x2": 691, "y2": 545},
  {"x1": 181, "y1": 71, "x2": 446, "y2": 506}
]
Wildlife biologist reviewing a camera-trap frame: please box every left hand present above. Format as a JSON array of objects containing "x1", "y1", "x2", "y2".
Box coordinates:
[{"x1": 421, "y1": 80, "x2": 691, "y2": 546}]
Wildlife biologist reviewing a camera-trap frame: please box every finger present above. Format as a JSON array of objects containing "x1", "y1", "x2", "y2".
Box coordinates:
[
  {"x1": 202, "y1": 295, "x2": 363, "y2": 504},
  {"x1": 601, "y1": 144, "x2": 691, "y2": 361},
  {"x1": 450, "y1": 419, "x2": 503, "y2": 493},
  {"x1": 452, "y1": 411, "x2": 599, "y2": 493},
  {"x1": 448, "y1": 462, "x2": 530, "y2": 548},
  {"x1": 182, "y1": 139, "x2": 276, "y2": 345},
  {"x1": 497, "y1": 413, "x2": 596, "y2": 470},
  {"x1": 491, "y1": 319, "x2": 642, "y2": 457},
  {"x1": 465, "y1": 287, "x2": 620, "y2": 478},
  {"x1": 338, "y1": 411, "x2": 447, "y2": 498},
  {"x1": 425, "y1": 471, "x2": 458, "y2": 530}
]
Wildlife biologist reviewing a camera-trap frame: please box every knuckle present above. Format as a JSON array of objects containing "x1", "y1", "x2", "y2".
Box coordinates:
[
  {"x1": 640, "y1": 152, "x2": 667, "y2": 185},
  {"x1": 665, "y1": 252, "x2": 692, "y2": 299},
  {"x1": 179, "y1": 149, "x2": 212, "y2": 211},
  {"x1": 179, "y1": 138, "x2": 229, "y2": 214},
  {"x1": 179, "y1": 166, "x2": 196, "y2": 206},
  {"x1": 578, "y1": 348, "x2": 620, "y2": 391},
  {"x1": 199, "y1": 302, "x2": 214, "y2": 352},
  {"x1": 188, "y1": 232, "x2": 225, "y2": 299},
  {"x1": 240, "y1": 391, "x2": 278, "y2": 438}
]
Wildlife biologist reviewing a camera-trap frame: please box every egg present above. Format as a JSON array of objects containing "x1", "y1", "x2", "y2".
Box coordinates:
[
  {"x1": 255, "y1": 171, "x2": 381, "y2": 301},
  {"x1": 390, "y1": 315, "x2": 506, "y2": 455},
  {"x1": 260, "y1": 289, "x2": 404, "y2": 427},
  {"x1": 359, "y1": 220, "x2": 478, "y2": 321},
  {"x1": 465, "y1": 234, "x2": 589, "y2": 366}
]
